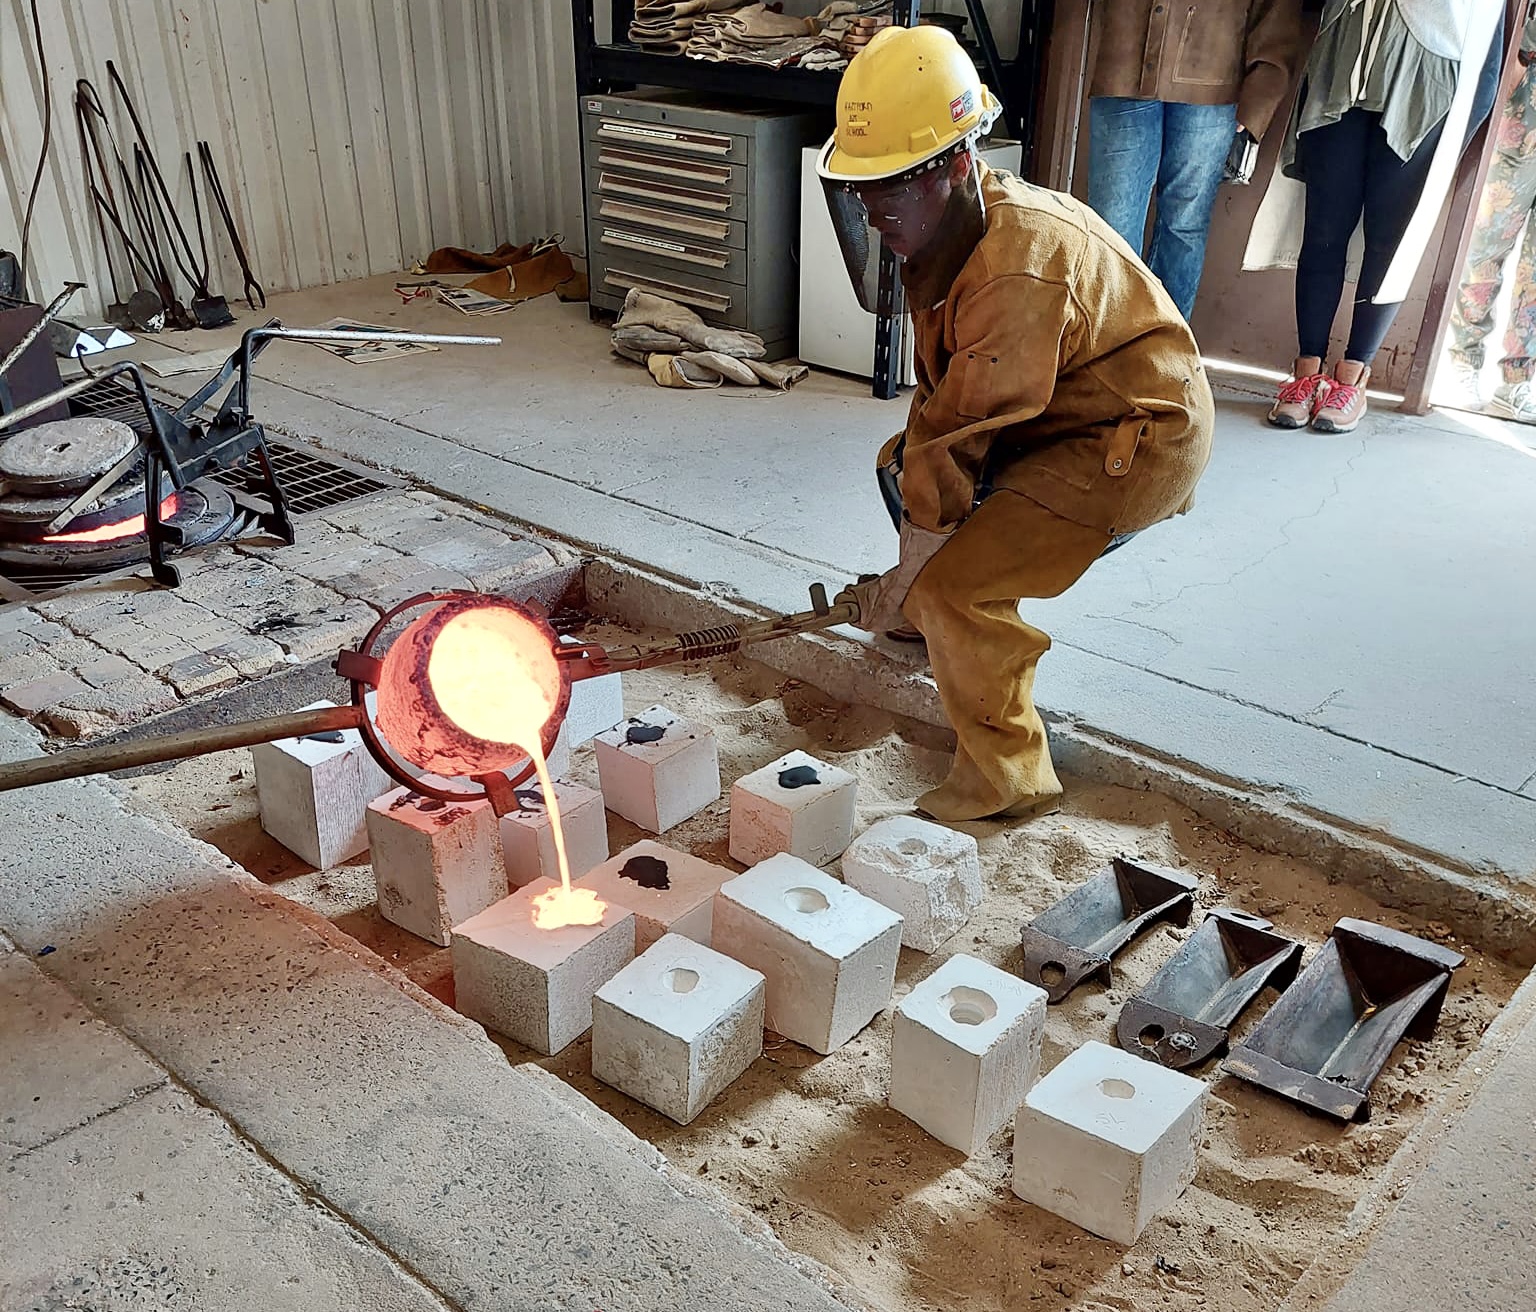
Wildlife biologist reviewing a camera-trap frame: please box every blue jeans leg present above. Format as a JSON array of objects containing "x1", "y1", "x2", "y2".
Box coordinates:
[
  {"x1": 1146, "y1": 102, "x2": 1237, "y2": 318},
  {"x1": 1088, "y1": 97, "x2": 1162, "y2": 255}
]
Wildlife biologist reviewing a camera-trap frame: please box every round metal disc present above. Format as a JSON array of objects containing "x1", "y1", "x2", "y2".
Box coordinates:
[
  {"x1": 0, "y1": 470, "x2": 146, "y2": 526},
  {"x1": 0, "y1": 417, "x2": 139, "y2": 492}
]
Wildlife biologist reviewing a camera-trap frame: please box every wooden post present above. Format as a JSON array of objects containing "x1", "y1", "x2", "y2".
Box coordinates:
[{"x1": 1401, "y1": 1, "x2": 1529, "y2": 415}]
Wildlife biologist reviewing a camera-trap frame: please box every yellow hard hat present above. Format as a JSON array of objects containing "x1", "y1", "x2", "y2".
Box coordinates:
[{"x1": 817, "y1": 25, "x2": 1002, "y2": 183}]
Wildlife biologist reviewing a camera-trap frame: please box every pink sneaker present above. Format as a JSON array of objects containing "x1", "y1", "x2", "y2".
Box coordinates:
[{"x1": 1268, "y1": 356, "x2": 1332, "y2": 429}]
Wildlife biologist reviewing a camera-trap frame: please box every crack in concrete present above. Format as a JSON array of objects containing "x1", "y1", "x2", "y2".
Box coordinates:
[
  {"x1": 1055, "y1": 636, "x2": 1536, "y2": 803},
  {"x1": 181, "y1": 1088, "x2": 464, "y2": 1312},
  {"x1": 1082, "y1": 612, "x2": 1182, "y2": 647},
  {"x1": 1305, "y1": 688, "x2": 1347, "y2": 719},
  {"x1": 7, "y1": 1077, "x2": 169, "y2": 1159},
  {"x1": 1126, "y1": 435, "x2": 1370, "y2": 619}
]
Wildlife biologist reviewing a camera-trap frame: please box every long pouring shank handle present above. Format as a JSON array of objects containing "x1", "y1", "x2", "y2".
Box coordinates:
[
  {"x1": 605, "y1": 600, "x2": 861, "y2": 670},
  {"x1": 0, "y1": 704, "x2": 365, "y2": 793}
]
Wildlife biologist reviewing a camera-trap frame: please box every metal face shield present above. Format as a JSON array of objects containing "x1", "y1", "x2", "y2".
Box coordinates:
[
  {"x1": 822, "y1": 184, "x2": 886, "y2": 314},
  {"x1": 819, "y1": 146, "x2": 965, "y2": 313}
]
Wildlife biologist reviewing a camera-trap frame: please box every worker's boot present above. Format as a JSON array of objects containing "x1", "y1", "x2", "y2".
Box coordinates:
[
  {"x1": 1267, "y1": 356, "x2": 1331, "y2": 429},
  {"x1": 914, "y1": 735, "x2": 1064, "y2": 823},
  {"x1": 1311, "y1": 359, "x2": 1370, "y2": 433}
]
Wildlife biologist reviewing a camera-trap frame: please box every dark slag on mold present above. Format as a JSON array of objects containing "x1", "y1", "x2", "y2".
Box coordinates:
[
  {"x1": 778, "y1": 765, "x2": 821, "y2": 789},
  {"x1": 619, "y1": 854, "x2": 671, "y2": 890},
  {"x1": 625, "y1": 722, "x2": 667, "y2": 746}
]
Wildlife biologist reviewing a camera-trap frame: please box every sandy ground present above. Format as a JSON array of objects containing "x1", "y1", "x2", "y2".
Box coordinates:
[{"x1": 128, "y1": 640, "x2": 1521, "y2": 1312}]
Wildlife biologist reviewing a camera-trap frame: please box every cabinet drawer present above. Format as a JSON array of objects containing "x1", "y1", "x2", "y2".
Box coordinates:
[
  {"x1": 589, "y1": 166, "x2": 750, "y2": 220},
  {"x1": 593, "y1": 223, "x2": 746, "y2": 283},
  {"x1": 594, "y1": 197, "x2": 744, "y2": 249},
  {"x1": 591, "y1": 116, "x2": 748, "y2": 165},
  {"x1": 591, "y1": 260, "x2": 749, "y2": 329},
  {"x1": 592, "y1": 145, "x2": 745, "y2": 195}
]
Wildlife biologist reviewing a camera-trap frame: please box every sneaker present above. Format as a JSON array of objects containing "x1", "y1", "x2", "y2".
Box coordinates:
[
  {"x1": 1311, "y1": 360, "x2": 1370, "y2": 433},
  {"x1": 1268, "y1": 356, "x2": 1331, "y2": 428},
  {"x1": 1487, "y1": 380, "x2": 1536, "y2": 424},
  {"x1": 1438, "y1": 355, "x2": 1484, "y2": 410}
]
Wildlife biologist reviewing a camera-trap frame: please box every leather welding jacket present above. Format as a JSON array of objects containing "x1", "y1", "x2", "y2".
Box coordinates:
[
  {"x1": 897, "y1": 166, "x2": 1214, "y2": 539},
  {"x1": 1089, "y1": 0, "x2": 1304, "y2": 139}
]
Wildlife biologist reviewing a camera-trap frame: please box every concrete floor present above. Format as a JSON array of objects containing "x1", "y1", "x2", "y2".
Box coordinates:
[{"x1": 123, "y1": 275, "x2": 1536, "y2": 895}]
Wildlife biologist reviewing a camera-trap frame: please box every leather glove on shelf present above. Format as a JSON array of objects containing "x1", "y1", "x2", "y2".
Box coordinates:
[{"x1": 837, "y1": 516, "x2": 951, "y2": 636}]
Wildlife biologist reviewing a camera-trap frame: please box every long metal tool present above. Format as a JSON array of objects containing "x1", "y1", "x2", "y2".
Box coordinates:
[
  {"x1": 0, "y1": 585, "x2": 860, "y2": 796},
  {"x1": 108, "y1": 59, "x2": 211, "y2": 318},
  {"x1": 0, "y1": 704, "x2": 364, "y2": 792},
  {"x1": 74, "y1": 78, "x2": 135, "y2": 322},
  {"x1": 0, "y1": 282, "x2": 85, "y2": 386},
  {"x1": 556, "y1": 584, "x2": 857, "y2": 677},
  {"x1": 198, "y1": 141, "x2": 264, "y2": 309}
]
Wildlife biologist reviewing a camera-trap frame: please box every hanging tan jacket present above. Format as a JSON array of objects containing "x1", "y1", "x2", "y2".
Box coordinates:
[
  {"x1": 898, "y1": 166, "x2": 1214, "y2": 537},
  {"x1": 1089, "y1": 0, "x2": 1305, "y2": 138}
]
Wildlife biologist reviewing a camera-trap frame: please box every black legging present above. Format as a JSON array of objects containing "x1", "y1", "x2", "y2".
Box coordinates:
[
  {"x1": 1294, "y1": 108, "x2": 1444, "y2": 365},
  {"x1": 1292, "y1": 19, "x2": 1505, "y2": 366}
]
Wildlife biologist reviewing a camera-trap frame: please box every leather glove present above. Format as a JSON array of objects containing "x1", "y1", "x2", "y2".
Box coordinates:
[{"x1": 837, "y1": 516, "x2": 951, "y2": 635}]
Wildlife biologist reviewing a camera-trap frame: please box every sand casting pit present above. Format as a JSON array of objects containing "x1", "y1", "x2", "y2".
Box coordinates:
[{"x1": 129, "y1": 636, "x2": 1522, "y2": 1312}]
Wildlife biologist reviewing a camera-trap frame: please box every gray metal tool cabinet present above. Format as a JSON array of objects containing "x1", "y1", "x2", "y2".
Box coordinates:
[{"x1": 582, "y1": 91, "x2": 821, "y2": 361}]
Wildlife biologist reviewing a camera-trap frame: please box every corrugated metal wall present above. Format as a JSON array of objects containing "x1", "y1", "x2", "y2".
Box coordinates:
[{"x1": 0, "y1": 0, "x2": 586, "y2": 317}]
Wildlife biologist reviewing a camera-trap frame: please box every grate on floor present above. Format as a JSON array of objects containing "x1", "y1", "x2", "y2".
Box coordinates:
[
  {"x1": 205, "y1": 440, "x2": 394, "y2": 514},
  {"x1": 1, "y1": 378, "x2": 402, "y2": 599}
]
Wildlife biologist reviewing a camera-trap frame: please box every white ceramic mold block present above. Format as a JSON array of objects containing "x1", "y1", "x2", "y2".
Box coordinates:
[
  {"x1": 450, "y1": 877, "x2": 636, "y2": 1055},
  {"x1": 367, "y1": 788, "x2": 506, "y2": 946},
  {"x1": 712, "y1": 853, "x2": 902, "y2": 1054},
  {"x1": 728, "y1": 748, "x2": 858, "y2": 867},
  {"x1": 890, "y1": 954, "x2": 1047, "y2": 1155},
  {"x1": 500, "y1": 780, "x2": 609, "y2": 889},
  {"x1": 842, "y1": 815, "x2": 983, "y2": 953},
  {"x1": 250, "y1": 699, "x2": 392, "y2": 869},
  {"x1": 577, "y1": 840, "x2": 733, "y2": 950},
  {"x1": 594, "y1": 704, "x2": 720, "y2": 834},
  {"x1": 592, "y1": 932, "x2": 765, "y2": 1124},
  {"x1": 1012, "y1": 1040, "x2": 1206, "y2": 1245},
  {"x1": 559, "y1": 637, "x2": 624, "y2": 746}
]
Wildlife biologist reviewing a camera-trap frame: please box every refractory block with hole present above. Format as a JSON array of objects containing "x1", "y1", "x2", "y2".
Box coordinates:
[
  {"x1": 450, "y1": 877, "x2": 636, "y2": 1055},
  {"x1": 250, "y1": 699, "x2": 393, "y2": 869},
  {"x1": 577, "y1": 839, "x2": 734, "y2": 950},
  {"x1": 499, "y1": 780, "x2": 609, "y2": 889},
  {"x1": 842, "y1": 815, "x2": 983, "y2": 952},
  {"x1": 890, "y1": 953, "x2": 1047, "y2": 1154},
  {"x1": 592, "y1": 932, "x2": 766, "y2": 1124},
  {"x1": 711, "y1": 853, "x2": 902, "y2": 1054},
  {"x1": 1012, "y1": 1040, "x2": 1206, "y2": 1245},
  {"x1": 367, "y1": 787, "x2": 507, "y2": 946},
  {"x1": 594, "y1": 704, "x2": 720, "y2": 833},
  {"x1": 728, "y1": 748, "x2": 858, "y2": 867}
]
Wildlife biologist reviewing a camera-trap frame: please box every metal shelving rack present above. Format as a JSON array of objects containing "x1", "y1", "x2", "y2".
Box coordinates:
[{"x1": 570, "y1": 0, "x2": 1053, "y2": 397}]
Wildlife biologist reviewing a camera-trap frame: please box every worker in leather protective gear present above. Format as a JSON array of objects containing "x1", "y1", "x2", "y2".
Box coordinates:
[{"x1": 820, "y1": 26, "x2": 1215, "y2": 824}]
